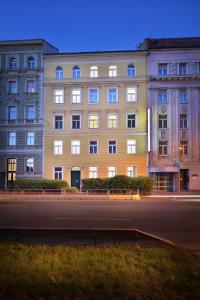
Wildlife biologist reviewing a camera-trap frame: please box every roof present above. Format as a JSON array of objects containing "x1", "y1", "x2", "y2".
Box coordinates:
[
  {"x1": 44, "y1": 49, "x2": 147, "y2": 57},
  {"x1": 140, "y1": 37, "x2": 200, "y2": 50},
  {"x1": 0, "y1": 38, "x2": 58, "y2": 51}
]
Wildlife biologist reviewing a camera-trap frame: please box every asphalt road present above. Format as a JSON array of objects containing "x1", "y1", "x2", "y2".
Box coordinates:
[{"x1": 0, "y1": 198, "x2": 199, "y2": 250}]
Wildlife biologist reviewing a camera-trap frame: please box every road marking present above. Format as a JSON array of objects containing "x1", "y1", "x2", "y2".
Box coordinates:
[
  {"x1": 173, "y1": 199, "x2": 200, "y2": 202},
  {"x1": 55, "y1": 217, "x2": 131, "y2": 221}
]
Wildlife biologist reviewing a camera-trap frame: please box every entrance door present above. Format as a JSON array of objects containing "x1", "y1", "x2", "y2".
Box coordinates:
[
  {"x1": 71, "y1": 170, "x2": 81, "y2": 189},
  {"x1": 180, "y1": 169, "x2": 189, "y2": 191}
]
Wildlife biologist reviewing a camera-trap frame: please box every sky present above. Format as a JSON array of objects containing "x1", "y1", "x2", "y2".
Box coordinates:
[{"x1": 0, "y1": 0, "x2": 200, "y2": 52}]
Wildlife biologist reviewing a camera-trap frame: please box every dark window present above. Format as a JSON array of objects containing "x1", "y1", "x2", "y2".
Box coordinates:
[
  {"x1": 109, "y1": 140, "x2": 116, "y2": 154},
  {"x1": 54, "y1": 167, "x2": 63, "y2": 180},
  {"x1": 159, "y1": 115, "x2": 167, "y2": 128},
  {"x1": 27, "y1": 57, "x2": 35, "y2": 68},
  {"x1": 127, "y1": 114, "x2": 136, "y2": 128},
  {"x1": 180, "y1": 114, "x2": 188, "y2": 129},
  {"x1": 9, "y1": 57, "x2": 17, "y2": 69},
  {"x1": 159, "y1": 141, "x2": 168, "y2": 155},
  {"x1": 90, "y1": 141, "x2": 98, "y2": 154},
  {"x1": 72, "y1": 115, "x2": 80, "y2": 129},
  {"x1": 54, "y1": 115, "x2": 63, "y2": 129}
]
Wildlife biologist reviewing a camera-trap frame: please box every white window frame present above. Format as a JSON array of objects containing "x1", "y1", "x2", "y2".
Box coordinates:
[
  {"x1": 178, "y1": 62, "x2": 187, "y2": 76},
  {"x1": 128, "y1": 64, "x2": 136, "y2": 77},
  {"x1": 127, "y1": 166, "x2": 137, "y2": 177},
  {"x1": 89, "y1": 166, "x2": 98, "y2": 178},
  {"x1": 108, "y1": 166, "x2": 116, "y2": 178},
  {"x1": 158, "y1": 63, "x2": 169, "y2": 76},
  {"x1": 26, "y1": 132, "x2": 35, "y2": 146},
  {"x1": 107, "y1": 87, "x2": 118, "y2": 103},
  {"x1": 25, "y1": 105, "x2": 35, "y2": 123},
  {"x1": 71, "y1": 88, "x2": 81, "y2": 104},
  {"x1": 55, "y1": 66, "x2": 64, "y2": 79},
  {"x1": 90, "y1": 66, "x2": 98, "y2": 78},
  {"x1": 126, "y1": 87, "x2": 137, "y2": 102},
  {"x1": 108, "y1": 140, "x2": 117, "y2": 154},
  {"x1": 54, "y1": 89, "x2": 64, "y2": 104},
  {"x1": 107, "y1": 113, "x2": 118, "y2": 128},
  {"x1": 109, "y1": 65, "x2": 117, "y2": 77},
  {"x1": 88, "y1": 87, "x2": 99, "y2": 104},
  {"x1": 72, "y1": 65, "x2": 80, "y2": 78},
  {"x1": 71, "y1": 140, "x2": 80, "y2": 155},
  {"x1": 53, "y1": 114, "x2": 64, "y2": 130},
  {"x1": 71, "y1": 114, "x2": 81, "y2": 129},
  {"x1": 54, "y1": 140, "x2": 63, "y2": 155},
  {"x1": 89, "y1": 140, "x2": 98, "y2": 155},
  {"x1": 127, "y1": 140, "x2": 136, "y2": 154},
  {"x1": 88, "y1": 113, "x2": 99, "y2": 129},
  {"x1": 126, "y1": 113, "x2": 137, "y2": 128},
  {"x1": 54, "y1": 166, "x2": 64, "y2": 180},
  {"x1": 8, "y1": 132, "x2": 16, "y2": 146},
  {"x1": 26, "y1": 157, "x2": 34, "y2": 173}
]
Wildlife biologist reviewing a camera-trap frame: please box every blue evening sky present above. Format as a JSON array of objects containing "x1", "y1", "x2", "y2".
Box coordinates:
[{"x1": 0, "y1": 0, "x2": 199, "y2": 52}]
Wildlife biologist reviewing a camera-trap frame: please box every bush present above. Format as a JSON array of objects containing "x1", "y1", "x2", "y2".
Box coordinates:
[
  {"x1": 130, "y1": 176, "x2": 154, "y2": 194},
  {"x1": 82, "y1": 178, "x2": 104, "y2": 190},
  {"x1": 108, "y1": 175, "x2": 132, "y2": 190},
  {"x1": 14, "y1": 179, "x2": 69, "y2": 190},
  {"x1": 65, "y1": 187, "x2": 79, "y2": 193}
]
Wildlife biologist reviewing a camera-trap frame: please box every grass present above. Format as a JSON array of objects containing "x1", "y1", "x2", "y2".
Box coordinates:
[{"x1": 0, "y1": 244, "x2": 199, "y2": 300}]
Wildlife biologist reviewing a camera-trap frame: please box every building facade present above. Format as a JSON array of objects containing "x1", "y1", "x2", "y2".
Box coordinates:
[
  {"x1": 0, "y1": 39, "x2": 57, "y2": 189},
  {"x1": 141, "y1": 38, "x2": 200, "y2": 191},
  {"x1": 44, "y1": 51, "x2": 148, "y2": 189}
]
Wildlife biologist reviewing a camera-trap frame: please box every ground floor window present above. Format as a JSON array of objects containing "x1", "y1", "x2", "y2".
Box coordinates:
[
  {"x1": 7, "y1": 158, "x2": 16, "y2": 182},
  {"x1": 108, "y1": 166, "x2": 116, "y2": 178},
  {"x1": 54, "y1": 167, "x2": 63, "y2": 180},
  {"x1": 89, "y1": 166, "x2": 98, "y2": 178},
  {"x1": 26, "y1": 158, "x2": 34, "y2": 173},
  {"x1": 152, "y1": 172, "x2": 174, "y2": 191},
  {"x1": 127, "y1": 166, "x2": 137, "y2": 177}
]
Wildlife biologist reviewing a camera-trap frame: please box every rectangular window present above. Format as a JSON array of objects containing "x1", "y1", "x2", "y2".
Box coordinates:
[
  {"x1": 107, "y1": 113, "x2": 117, "y2": 128},
  {"x1": 26, "y1": 158, "x2": 34, "y2": 173},
  {"x1": 108, "y1": 88, "x2": 118, "y2": 103},
  {"x1": 27, "y1": 80, "x2": 36, "y2": 93},
  {"x1": 127, "y1": 140, "x2": 136, "y2": 154},
  {"x1": 89, "y1": 166, "x2": 98, "y2": 178},
  {"x1": 54, "y1": 167, "x2": 63, "y2": 180},
  {"x1": 178, "y1": 63, "x2": 187, "y2": 75},
  {"x1": 127, "y1": 114, "x2": 136, "y2": 128},
  {"x1": 180, "y1": 114, "x2": 188, "y2": 129},
  {"x1": 89, "y1": 140, "x2": 98, "y2": 154},
  {"x1": 127, "y1": 87, "x2": 137, "y2": 102},
  {"x1": 108, "y1": 140, "x2": 116, "y2": 154},
  {"x1": 26, "y1": 132, "x2": 35, "y2": 146},
  {"x1": 89, "y1": 88, "x2": 99, "y2": 103},
  {"x1": 90, "y1": 66, "x2": 98, "y2": 78},
  {"x1": 109, "y1": 66, "x2": 117, "y2": 77},
  {"x1": 26, "y1": 105, "x2": 35, "y2": 123},
  {"x1": 71, "y1": 140, "x2": 80, "y2": 154},
  {"x1": 54, "y1": 115, "x2": 63, "y2": 129},
  {"x1": 54, "y1": 89, "x2": 64, "y2": 103},
  {"x1": 159, "y1": 115, "x2": 167, "y2": 129},
  {"x1": 127, "y1": 166, "x2": 137, "y2": 177},
  {"x1": 158, "y1": 90, "x2": 168, "y2": 104},
  {"x1": 9, "y1": 132, "x2": 16, "y2": 146},
  {"x1": 7, "y1": 158, "x2": 16, "y2": 181},
  {"x1": 89, "y1": 114, "x2": 99, "y2": 129},
  {"x1": 179, "y1": 141, "x2": 188, "y2": 155},
  {"x1": 8, "y1": 106, "x2": 17, "y2": 122},
  {"x1": 8, "y1": 81, "x2": 17, "y2": 94},
  {"x1": 108, "y1": 166, "x2": 116, "y2": 178},
  {"x1": 158, "y1": 63, "x2": 168, "y2": 76},
  {"x1": 159, "y1": 141, "x2": 168, "y2": 155},
  {"x1": 179, "y1": 89, "x2": 187, "y2": 103},
  {"x1": 72, "y1": 115, "x2": 81, "y2": 129},
  {"x1": 72, "y1": 89, "x2": 81, "y2": 103},
  {"x1": 54, "y1": 141, "x2": 63, "y2": 155}
]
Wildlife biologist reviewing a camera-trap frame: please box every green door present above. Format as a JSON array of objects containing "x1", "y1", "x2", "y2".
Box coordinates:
[{"x1": 71, "y1": 170, "x2": 81, "y2": 189}]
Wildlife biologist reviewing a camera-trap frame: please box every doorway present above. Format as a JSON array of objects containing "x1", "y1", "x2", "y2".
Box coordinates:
[
  {"x1": 180, "y1": 169, "x2": 189, "y2": 191},
  {"x1": 71, "y1": 167, "x2": 81, "y2": 189}
]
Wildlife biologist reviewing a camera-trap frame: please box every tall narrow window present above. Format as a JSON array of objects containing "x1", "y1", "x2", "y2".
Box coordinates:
[
  {"x1": 8, "y1": 106, "x2": 17, "y2": 122},
  {"x1": 26, "y1": 132, "x2": 35, "y2": 146},
  {"x1": 54, "y1": 89, "x2": 64, "y2": 103},
  {"x1": 109, "y1": 65, "x2": 117, "y2": 77},
  {"x1": 128, "y1": 64, "x2": 135, "y2": 77},
  {"x1": 26, "y1": 158, "x2": 34, "y2": 173},
  {"x1": 159, "y1": 141, "x2": 168, "y2": 155},
  {"x1": 72, "y1": 89, "x2": 81, "y2": 103},
  {"x1": 89, "y1": 114, "x2": 99, "y2": 128},
  {"x1": 107, "y1": 113, "x2": 117, "y2": 128},
  {"x1": 72, "y1": 65, "x2": 80, "y2": 78},
  {"x1": 8, "y1": 81, "x2": 17, "y2": 94},
  {"x1": 54, "y1": 141, "x2": 63, "y2": 155},
  {"x1": 89, "y1": 167, "x2": 98, "y2": 178},
  {"x1": 178, "y1": 63, "x2": 187, "y2": 75},
  {"x1": 127, "y1": 140, "x2": 136, "y2": 154},
  {"x1": 27, "y1": 57, "x2": 35, "y2": 69},
  {"x1": 90, "y1": 66, "x2": 98, "y2": 78},
  {"x1": 108, "y1": 166, "x2": 116, "y2": 178},
  {"x1": 72, "y1": 115, "x2": 81, "y2": 129},
  {"x1": 179, "y1": 89, "x2": 187, "y2": 103},
  {"x1": 71, "y1": 140, "x2": 80, "y2": 154},
  {"x1": 9, "y1": 57, "x2": 17, "y2": 69},
  {"x1": 158, "y1": 89, "x2": 168, "y2": 104},
  {"x1": 108, "y1": 140, "x2": 116, "y2": 154},
  {"x1": 180, "y1": 114, "x2": 188, "y2": 129},
  {"x1": 158, "y1": 63, "x2": 168, "y2": 76},
  {"x1": 127, "y1": 114, "x2": 136, "y2": 128},
  {"x1": 127, "y1": 87, "x2": 137, "y2": 102},
  {"x1": 27, "y1": 80, "x2": 36, "y2": 93},
  {"x1": 179, "y1": 141, "x2": 188, "y2": 155},
  {"x1": 54, "y1": 167, "x2": 63, "y2": 180},
  {"x1": 158, "y1": 115, "x2": 167, "y2": 129},
  {"x1": 89, "y1": 88, "x2": 99, "y2": 103},
  {"x1": 9, "y1": 132, "x2": 16, "y2": 146},
  {"x1": 127, "y1": 166, "x2": 137, "y2": 177},
  {"x1": 7, "y1": 158, "x2": 16, "y2": 182},
  {"x1": 108, "y1": 88, "x2": 118, "y2": 103},
  {"x1": 89, "y1": 141, "x2": 98, "y2": 154},
  {"x1": 54, "y1": 115, "x2": 63, "y2": 129},
  {"x1": 26, "y1": 105, "x2": 35, "y2": 123},
  {"x1": 55, "y1": 66, "x2": 64, "y2": 79}
]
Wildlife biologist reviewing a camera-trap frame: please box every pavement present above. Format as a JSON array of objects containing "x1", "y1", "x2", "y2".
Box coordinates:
[{"x1": 0, "y1": 195, "x2": 199, "y2": 250}]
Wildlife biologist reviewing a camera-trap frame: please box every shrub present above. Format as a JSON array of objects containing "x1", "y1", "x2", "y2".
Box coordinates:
[
  {"x1": 130, "y1": 176, "x2": 154, "y2": 194},
  {"x1": 108, "y1": 175, "x2": 132, "y2": 190},
  {"x1": 65, "y1": 187, "x2": 79, "y2": 193},
  {"x1": 82, "y1": 178, "x2": 104, "y2": 190},
  {"x1": 14, "y1": 179, "x2": 69, "y2": 190}
]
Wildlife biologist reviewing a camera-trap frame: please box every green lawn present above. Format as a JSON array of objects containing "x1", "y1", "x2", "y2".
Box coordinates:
[{"x1": 0, "y1": 243, "x2": 199, "y2": 300}]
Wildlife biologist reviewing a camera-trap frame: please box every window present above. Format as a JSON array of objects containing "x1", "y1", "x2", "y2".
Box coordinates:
[
  {"x1": 55, "y1": 66, "x2": 64, "y2": 79},
  {"x1": 8, "y1": 106, "x2": 17, "y2": 122},
  {"x1": 8, "y1": 81, "x2": 17, "y2": 94},
  {"x1": 54, "y1": 167, "x2": 63, "y2": 180},
  {"x1": 89, "y1": 114, "x2": 99, "y2": 128},
  {"x1": 7, "y1": 158, "x2": 16, "y2": 182},
  {"x1": 71, "y1": 140, "x2": 80, "y2": 154},
  {"x1": 26, "y1": 105, "x2": 35, "y2": 123},
  {"x1": 107, "y1": 113, "x2": 117, "y2": 128},
  {"x1": 9, "y1": 57, "x2": 17, "y2": 69},
  {"x1": 54, "y1": 115, "x2": 63, "y2": 130},
  {"x1": 127, "y1": 114, "x2": 136, "y2": 128},
  {"x1": 72, "y1": 89, "x2": 81, "y2": 103},
  {"x1": 90, "y1": 66, "x2": 98, "y2": 78},
  {"x1": 178, "y1": 63, "x2": 187, "y2": 75},
  {"x1": 27, "y1": 80, "x2": 36, "y2": 93},
  {"x1": 180, "y1": 130, "x2": 187, "y2": 140},
  {"x1": 159, "y1": 141, "x2": 168, "y2": 155},
  {"x1": 9, "y1": 132, "x2": 16, "y2": 146},
  {"x1": 127, "y1": 87, "x2": 137, "y2": 102},
  {"x1": 54, "y1": 89, "x2": 64, "y2": 103},
  {"x1": 127, "y1": 166, "x2": 137, "y2": 177},
  {"x1": 54, "y1": 141, "x2": 63, "y2": 155},
  {"x1": 158, "y1": 63, "x2": 168, "y2": 76},
  {"x1": 198, "y1": 62, "x2": 200, "y2": 74},
  {"x1": 108, "y1": 166, "x2": 116, "y2": 178},
  {"x1": 179, "y1": 141, "x2": 188, "y2": 155},
  {"x1": 108, "y1": 140, "x2": 116, "y2": 154},
  {"x1": 179, "y1": 89, "x2": 187, "y2": 103},
  {"x1": 159, "y1": 115, "x2": 167, "y2": 129},
  {"x1": 72, "y1": 115, "x2": 81, "y2": 129},
  {"x1": 72, "y1": 65, "x2": 80, "y2": 78},
  {"x1": 27, "y1": 57, "x2": 35, "y2": 69},
  {"x1": 108, "y1": 87, "x2": 118, "y2": 103},
  {"x1": 180, "y1": 114, "x2": 188, "y2": 128},
  {"x1": 158, "y1": 89, "x2": 168, "y2": 104},
  {"x1": 128, "y1": 64, "x2": 135, "y2": 77},
  {"x1": 26, "y1": 132, "x2": 35, "y2": 146},
  {"x1": 89, "y1": 88, "x2": 99, "y2": 103},
  {"x1": 89, "y1": 140, "x2": 98, "y2": 154},
  {"x1": 109, "y1": 65, "x2": 117, "y2": 77},
  {"x1": 89, "y1": 166, "x2": 98, "y2": 178},
  {"x1": 127, "y1": 140, "x2": 136, "y2": 154},
  {"x1": 26, "y1": 158, "x2": 34, "y2": 173}
]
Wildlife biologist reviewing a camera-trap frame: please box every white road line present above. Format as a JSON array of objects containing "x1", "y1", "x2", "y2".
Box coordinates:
[{"x1": 55, "y1": 217, "x2": 131, "y2": 221}]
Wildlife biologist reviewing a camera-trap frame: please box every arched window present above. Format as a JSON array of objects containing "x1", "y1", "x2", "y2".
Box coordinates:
[
  {"x1": 90, "y1": 66, "x2": 98, "y2": 78},
  {"x1": 109, "y1": 65, "x2": 117, "y2": 77},
  {"x1": 27, "y1": 56, "x2": 35, "y2": 68},
  {"x1": 128, "y1": 64, "x2": 136, "y2": 77},
  {"x1": 55, "y1": 66, "x2": 64, "y2": 79},
  {"x1": 9, "y1": 57, "x2": 17, "y2": 69},
  {"x1": 72, "y1": 65, "x2": 80, "y2": 78}
]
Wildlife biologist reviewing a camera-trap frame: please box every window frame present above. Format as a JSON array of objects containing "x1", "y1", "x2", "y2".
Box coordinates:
[
  {"x1": 158, "y1": 89, "x2": 168, "y2": 104},
  {"x1": 54, "y1": 140, "x2": 63, "y2": 155},
  {"x1": 8, "y1": 132, "x2": 16, "y2": 146},
  {"x1": 127, "y1": 166, "x2": 137, "y2": 177},
  {"x1": 158, "y1": 63, "x2": 168, "y2": 76},
  {"x1": 108, "y1": 166, "x2": 116, "y2": 178},
  {"x1": 89, "y1": 140, "x2": 98, "y2": 155},
  {"x1": 88, "y1": 113, "x2": 99, "y2": 129},
  {"x1": 126, "y1": 113, "x2": 136, "y2": 128},
  {"x1": 89, "y1": 166, "x2": 98, "y2": 178},
  {"x1": 55, "y1": 66, "x2": 64, "y2": 80},
  {"x1": 126, "y1": 87, "x2": 137, "y2": 102},
  {"x1": 71, "y1": 114, "x2": 81, "y2": 129},
  {"x1": 71, "y1": 88, "x2": 81, "y2": 104},
  {"x1": 127, "y1": 64, "x2": 136, "y2": 77},
  {"x1": 158, "y1": 141, "x2": 168, "y2": 156},
  {"x1": 107, "y1": 87, "x2": 118, "y2": 103},
  {"x1": 71, "y1": 140, "x2": 80, "y2": 155},
  {"x1": 25, "y1": 157, "x2": 34, "y2": 173},
  {"x1": 127, "y1": 139, "x2": 136, "y2": 154},
  {"x1": 54, "y1": 114, "x2": 64, "y2": 130},
  {"x1": 107, "y1": 112, "x2": 118, "y2": 129},
  {"x1": 90, "y1": 66, "x2": 98, "y2": 78},
  {"x1": 109, "y1": 65, "x2": 117, "y2": 77},
  {"x1": 88, "y1": 87, "x2": 100, "y2": 104},
  {"x1": 54, "y1": 89, "x2": 64, "y2": 104},
  {"x1": 27, "y1": 56, "x2": 35, "y2": 69},
  {"x1": 54, "y1": 166, "x2": 64, "y2": 180},
  {"x1": 26, "y1": 131, "x2": 35, "y2": 146},
  {"x1": 108, "y1": 140, "x2": 117, "y2": 154},
  {"x1": 72, "y1": 65, "x2": 80, "y2": 78}
]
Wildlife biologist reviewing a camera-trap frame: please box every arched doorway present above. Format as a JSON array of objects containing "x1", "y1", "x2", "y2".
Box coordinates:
[{"x1": 71, "y1": 167, "x2": 81, "y2": 189}]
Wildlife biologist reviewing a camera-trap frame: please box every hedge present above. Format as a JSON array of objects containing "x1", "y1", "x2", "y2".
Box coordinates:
[{"x1": 14, "y1": 179, "x2": 69, "y2": 190}]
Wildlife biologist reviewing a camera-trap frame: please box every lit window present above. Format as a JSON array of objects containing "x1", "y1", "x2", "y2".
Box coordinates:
[
  {"x1": 179, "y1": 89, "x2": 187, "y2": 103},
  {"x1": 108, "y1": 140, "x2": 116, "y2": 154},
  {"x1": 89, "y1": 166, "x2": 98, "y2": 178},
  {"x1": 179, "y1": 141, "x2": 188, "y2": 155},
  {"x1": 9, "y1": 132, "x2": 16, "y2": 146},
  {"x1": 72, "y1": 115, "x2": 81, "y2": 129},
  {"x1": 89, "y1": 140, "x2": 98, "y2": 154},
  {"x1": 26, "y1": 158, "x2": 34, "y2": 173},
  {"x1": 127, "y1": 87, "x2": 136, "y2": 102},
  {"x1": 108, "y1": 87, "x2": 118, "y2": 103},
  {"x1": 26, "y1": 132, "x2": 35, "y2": 146},
  {"x1": 26, "y1": 105, "x2": 35, "y2": 123},
  {"x1": 127, "y1": 114, "x2": 136, "y2": 128},
  {"x1": 8, "y1": 106, "x2": 17, "y2": 122},
  {"x1": 180, "y1": 114, "x2": 188, "y2": 129},
  {"x1": 72, "y1": 65, "x2": 80, "y2": 78},
  {"x1": 54, "y1": 89, "x2": 64, "y2": 103},
  {"x1": 54, "y1": 167, "x2": 63, "y2": 180},
  {"x1": 178, "y1": 63, "x2": 187, "y2": 75},
  {"x1": 8, "y1": 81, "x2": 17, "y2": 94},
  {"x1": 90, "y1": 66, "x2": 98, "y2": 78},
  {"x1": 109, "y1": 65, "x2": 117, "y2": 77},
  {"x1": 27, "y1": 57, "x2": 35, "y2": 69},
  {"x1": 159, "y1": 141, "x2": 168, "y2": 155},
  {"x1": 158, "y1": 89, "x2": 168, "y2": 104},
  {"x1": 72, "y1": 89, "x2": 81, "y2": 103},
  {"x1": 89, "y1": 88, "x2": 99, "y2": 103},
  {"x1": 7, "y1": 158, "x2": 16, "y2": 181},
  {"x1": 128, "y1": 64, "x2": 135, "y2": 77},
  {"x1": 89, "y1": 114, "x2": 99, "y2": 128},
  {"x1": 54, "y1": 115, "x2": 63, "y2": 130},
  {"x1": 27, "y1": 80, "x2": 36, "y2": 93},
  {"x1": 54, "y1": 141, "x2": 63, "y2": 155},
  {"x1": 127, "y1": 140, "x2": 136, "y2": 154},
  {"x1": 158, "y1": 63, "x2": 168, "y2": 76},
  {"x1": 55, "y1": 66, "x2": 64, "y2": 79},
  {"x1": 108, "y1": 166, "x2": 116, "y2": 178},
  {"x1": 9, "y1": 57, "x2": 17, "y2": 69},
  {"x1": 127, "y1": 166, "x2": 137, "y2": 177},
  {"x1": 158, "y1": 115, "x2": 167, "y2": 129},
  {"x1": 71, "y1": 140, "x2": 80, "y2": 154},
  {"x1": 107, "y1": 113, "x2": 117, "y2": 128}
]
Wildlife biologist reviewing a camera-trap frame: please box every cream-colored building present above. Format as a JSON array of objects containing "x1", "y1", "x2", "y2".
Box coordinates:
[{"x1": 44, "y1": 50, "x2": 148, "y2": 188}]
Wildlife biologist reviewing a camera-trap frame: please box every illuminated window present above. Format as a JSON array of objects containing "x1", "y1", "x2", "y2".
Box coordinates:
[
  {"x1": 159, "y1": 115, "x2": 167, "y2": 129},
  {"x1": 159, "y1": 141, "x2": 168, "y2": 155},
  {"x1": 55, "y1": 66, "x2": 64, "y2": 79},
  {"x1": 127, "y1": 87, "x2": 137, "y2": 102},
  {"x1": 179, "y1": 141, "x2": 188, "y2": 155},
  {"x1": 179, "y1": 89, "x2": 187, "y2": 103},
  {"x1": 8, "y1": 81, "x2": 17, "y2": 94},
  {"x1": 127, "y1": 166, "x2": 137, "y2": 177},
  {"x1": 178, "y1": 63, "x2": 187, "y2": 75},
  {"x1": 127, "y1": 140, "x2": 136, "y2": 154},
  {"x1": 9, "y1": 132, "x2": 16, "y2": 146},
  {"x1": 54, "y1": 89, "x2": 64, "y2": 103},
  {"x1": 26, "y1": 158, "x2": 34, "y2": 173},
  {"x1": 158, "y1": 63, "x2": 168, "y2": 76},
  {"x1": 27, "y1": 57, "x2": 35, "y2": 69},
  {"x1": 9, "y1": 57, "x2": 17, "y2": 69},
  {"x1": 88, "y1": 114, "x2": 99, "y2": 128},
  {"x1": 109, "y1": 65, "x2": 117, "y2": 77},
  {"x1": 54, "y1": 115, "x2": 63, "y2": 129},
  {"x1": 26, "y1": 132, "x2": 35, "y2": 146},
  {"x1": 127, "y1": 114, "x2": 136, "y2": 128},
  {"x1": 180, "y1": 114, "x2": 188, "y2": 129},
  {"x1": 71, "y1": 140, "x2": 80, "y2": 154},
  {"x1": 72, "y1": 65, "x2": 80, "y2": 78},
  {"x1": 108, "y1": 166, "x2": 116, "y2": 178},
  {"x1": 108, "y1": 140, "x2": 116, "y2": 154},
  {"x1": 89, "y1": 140, "x2": 98, "y2": 154},
  {"x1": 89, "y1": 88, "x2": 99, "y2": 103},
  {"x1": 54, "y1": 141, "x2": 63, "y2": 155},
  {"x1": 72, "y1": 89, "x2": 81, "y2": 103},
  {"x1": 108, "y1": 87, "x2": 118, "y2": 103},
  {"x1": 54, "y1": 167, "x2": 63, "y2": 180},
  {"x1": 89, "y1": 166, "x2": 98, "y2": 178},
  {"x1": 90, "y1": 66, "x2": 98, "y2": 78},
  {"x1": 158, "y1": 89, "x2": 168, "y2": 104},
  {"x1": 7, "y1": 158, "x2": 16, "y2": 182},
  {"x1": 128, "y1": 64, "x2": 135, "y2": 77},
  {"x1": 72, "y1": 115, "x2": 81, "y2": 129},
  {"x1": 107, "y1": 113, "x2": 117, "y2": 128},
  {"x1": 27, "y1": 80, "x2": 36, "y2": 93}
]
